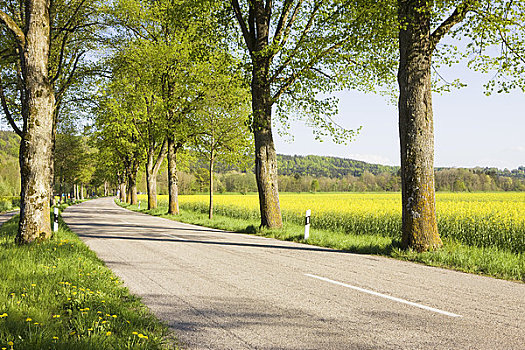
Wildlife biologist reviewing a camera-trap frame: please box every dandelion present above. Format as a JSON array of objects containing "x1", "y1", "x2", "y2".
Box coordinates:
[
  {"x1": 88, "y1": 328, "x2": 93, "y2": 331},
  {"x1": 52, "y1": 314, "x2": 60, "y2": 318},
  {"x1": 0, "y1": 313, "x2": 7, "y2": 318},
  {"x1": 138, "y1": 334, "x2": 148, "y2": 339},
  {"x1": 112, "y1": 315, "x2": 117, "y2": 318},
  {"x1": 132, "y1": 332, "x2": 138, "y2": 335},
  {"x1": 31, "y1": 284, "x2": 36, "y2": 287},
  {"x1": 26, "y1": 317, "x2": 32, "y2": 322},
  {"x1": 52, "y1": 336, "x2": 59, "y2": 340},
  {"x1": 106, "y1": 331, "x2": 112, "y2": 336}
]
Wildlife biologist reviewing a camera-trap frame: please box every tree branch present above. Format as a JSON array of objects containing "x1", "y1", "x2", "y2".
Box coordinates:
[
  {"x1": 430, "y1": 0, "x2": 475, "y2": 50},
  {"x1": 0, "y1": 84, "x2": 22, "y2": 137},
  {"x1": 270, "y1": 1, "x2": 319, "y2": 83},
  {"x1": 231, "y1": 0, "x2": 254, "y2": 52},
  {"x1": 56, "y1": 50, "x2": 85, "y2": 102},
  {"x1": 277, "y1": 0, "x2": 304, "y2": 50},
  {"x1": 153, "y1": 138, "x2": 168, "y2": 174},
  {"x1": 273, "y1": 38, "x2": 348, "y2": 101},
  {"x1": 0, "y1": 10, "x2": 25, "y2": 47},
  {"x1": 51, "y1": 31, "x2": 70, "y2": 84},
  {"x1": 272, "y1": 0, "x2": 294, "y2": 45}
]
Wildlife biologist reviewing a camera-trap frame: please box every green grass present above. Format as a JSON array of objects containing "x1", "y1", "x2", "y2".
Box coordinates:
[
  {"x1": 0, "y1": 212, "x2": 177, "y2": 349},
  {"x1": 120, "y1": 201, "x2": 524, "y2": 283}
]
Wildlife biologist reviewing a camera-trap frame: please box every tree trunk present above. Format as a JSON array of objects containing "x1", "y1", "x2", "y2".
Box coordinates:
[
  {"x1": 119, "y1": 182, "x2": 127, "y2": 202},
  {"x1": 15, "y1": 0, "x2": 55, "y2": 244},
  {"x1": 251, "y1": 56, "x2": 283, "y2": 229},
  {"x1": 146, "y1": 139, "x2": 167, "y2": 210},
  {"x1": 397, "y1": 0, "x2": 442, "y2": 252},
  {"x1": 81, "y1": 183, "x2": 84, "y2": 200},
  {"x1": 128, "y1": 171, "x2": 138, "y2": 205},
  {"x1": 167, "y1": 137, "x2": 179, "y2": 215},
  {"x1": 209, "y1": 156, "x2": 214, "y2": 220},
  {"x1": 146, "y1": 172, "x2": 157, "y2": 209}
]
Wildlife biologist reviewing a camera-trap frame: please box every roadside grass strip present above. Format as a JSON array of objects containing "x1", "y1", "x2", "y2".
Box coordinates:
[
  {"x1": 121, "y1": 196, "x2": 524, "y2": 282},
  {"x1": 0, "y1": 214, "x2": 177, "y2": 349}
]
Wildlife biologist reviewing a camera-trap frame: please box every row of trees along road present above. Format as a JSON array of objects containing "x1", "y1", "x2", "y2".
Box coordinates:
[
  {"x1": 94, "y1": 0, "x2": 252, "y2": 219},
  {"x1": 1, "y1": 0, "x2": 524, "y2": 252}
]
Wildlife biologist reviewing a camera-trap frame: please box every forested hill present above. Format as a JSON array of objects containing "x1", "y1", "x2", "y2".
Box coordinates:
[
  {"x1": 0, "y1": 130, "x2": 19, "y2": 161},
  {"x1": 0, "y1": 131, "x2": 20, "y2": 196},
  {"x1": 277, "y1": 154, "x2": 398, "y2": 178}
]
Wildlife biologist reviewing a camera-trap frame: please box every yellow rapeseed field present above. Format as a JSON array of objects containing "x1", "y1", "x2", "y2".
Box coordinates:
[{"x1": 144, "y1": 192, "x2": 525, "y2": 253}]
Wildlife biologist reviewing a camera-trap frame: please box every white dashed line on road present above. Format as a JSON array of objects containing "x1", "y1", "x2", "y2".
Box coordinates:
[{"x1": 305, "y1": 273, "x2": 462, "y2": 318}]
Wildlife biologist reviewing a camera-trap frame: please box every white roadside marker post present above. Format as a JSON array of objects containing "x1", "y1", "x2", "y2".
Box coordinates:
[
  {"x1": 304, "y1": 209, "x2": 311, "y2": 240},
  {"x1": 53, "y1": 207, "x2": 59, "y2": 232},
  {"x1": 138, "y1": 200, "x2": 141, "y2": 209}
]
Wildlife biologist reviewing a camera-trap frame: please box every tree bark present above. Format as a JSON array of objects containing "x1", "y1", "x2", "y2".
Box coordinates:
[
  {"x1": 252, "y1": 55, "x2": 283, "y2": 229},
  {"x1": 14, "y1": 0, "x2": 55, "y2": 244},
  {"x1": 128, "y1": 170, "x2": 138, "y2": 205},
  {"x1": 398, "y1": 0, "x2": 442, "y2": 252},
  {"x1": 146, "y1": 139, "x2": 167, "y2": 210},
  {"x1": 167, "y1": 136, "x2": 179, "y2": 215},
  {"x1": 119, "y1": 182, "x2": 127, "y2": 202}
]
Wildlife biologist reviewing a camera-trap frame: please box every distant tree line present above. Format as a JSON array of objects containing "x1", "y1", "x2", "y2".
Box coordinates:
[{"x1": 128, "y1": 154, "x2": 525, "y2": 194}]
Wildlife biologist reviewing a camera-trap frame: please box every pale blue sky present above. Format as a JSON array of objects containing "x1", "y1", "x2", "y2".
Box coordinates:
[{"x1": 275, "y1": 68, "x2": 525, "y2": 170}]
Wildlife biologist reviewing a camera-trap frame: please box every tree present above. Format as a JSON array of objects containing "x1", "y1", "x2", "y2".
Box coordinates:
[
  {"x1": 396, "y1": 0, "x2": 524, "y2": 251},
  {"x1": 0, "y1": 0, "x2": 56, "y2": 243},
  {"x1": 193, "y1": 54, "x2": 252, "y2": 219},
  {"x1": 107, "y1": 0, "x2": 227, "y2": 215},
  {"x1": 230, "y1": 0, "x2": 397, "y2": 228},
  {"x1": 0, "y1": 0, "x2": 102, "y2": 243},
  {"x1": 310, "y1": 179, "x2": 320, "y2": 192},
  {"x1": 94, "y1": 75, "x2": 146, "y2": 205},
  {"x1": 111, "y1": 43, "x2": 168, "y2": 210}
]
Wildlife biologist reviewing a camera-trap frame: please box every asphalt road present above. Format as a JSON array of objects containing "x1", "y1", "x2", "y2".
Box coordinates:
[
  {"x1": 62, "y1": 197, "x2": 524, "y2": 349},
  {"x1": 0, "y1": 210, "x2": 18, "y2": 226}
]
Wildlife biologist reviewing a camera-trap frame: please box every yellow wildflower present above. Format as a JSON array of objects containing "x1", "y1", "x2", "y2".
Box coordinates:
[
  {"x1": 0, "y1": 313, "x2": 7, "y2": 318},
  {"x1": 106, "y1": 331, "x2": 111, "y2": 336},
  {"x1": 26, "y1": 317, "x2": 32, "y2": 322}
]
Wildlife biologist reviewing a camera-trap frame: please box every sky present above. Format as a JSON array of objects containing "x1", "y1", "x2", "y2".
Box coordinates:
[{"x1": 274, "y1": 67, "x2": 525, "y2": 171}]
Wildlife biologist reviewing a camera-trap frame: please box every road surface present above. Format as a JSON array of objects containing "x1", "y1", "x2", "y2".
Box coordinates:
[
  {"x1": 0, "y1": 210, "x2": 18, "y2": 226},
  {"x1": 63, "y1": 198, "x2": 524, "y2": 349}
]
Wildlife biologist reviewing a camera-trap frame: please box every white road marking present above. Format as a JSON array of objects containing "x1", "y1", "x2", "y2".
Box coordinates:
[{"x1": 305, "y1": 274, "x2": 462, "y2": 318}]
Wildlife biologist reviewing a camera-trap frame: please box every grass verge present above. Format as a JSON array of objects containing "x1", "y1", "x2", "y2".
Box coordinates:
[
  {"x1": 119, "y1": 201, "x2": 524, "y2": 283},
  {"x1": 0, "y1": 211, "x2": 177, "y2": 349}
]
